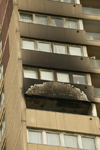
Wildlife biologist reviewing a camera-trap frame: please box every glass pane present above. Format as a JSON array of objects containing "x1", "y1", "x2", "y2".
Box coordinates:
[
  {"x1": 66, "y1": 20, "x2": 78, "y2": 29},
  {"x1": 82, "y1": 7, "x2": 100, "y2": 16},
  {"x1": 64, "y1": 135, "x2": 78, "y2": 148},
  {"x1": 54, "y1": 44, "x2": 66, "y2": 54},
  {"x1": 57, "y1": 72, "x2": 70, "y2": 83},
  {"x1": 69, "y1": 46, "x2": 82, "y2": 56},
  {"x1": 41, "y1": 70, "x2": 53, "y2": 81},
  {"x1": 20, "y1": 13, "x2": 33, "y2": 23},
  {"x1": 36, "y1": 16, "x2": 47, "y2": 25},
  {"x1": 94, "y1": 88, "x2": 100, "y2": 97},
  {"x1": 64, "y1": 0, "x2": 75, "y2": 3},
  {"x1": 51, "y1": 18, "x2": 63, "y2": 27},
  {"x1": 24, "y1": 69, "x2": 37, "y2": 79},
  {"x1": 90, "y1": 59, "x2": 100, "y2": 68},
  {"x1": 86, "y1": 32, "x2": 100, "y2": 41},
  {"x1": 28, "y1": 131, "x2": 42, "y2": 144},
  {"x1": 47, "y1": 132, "x2": 60, "y2": 146},
  {"x1": 22, "y1": 40, "x2": 34, "y2": 50},
  {"x1": 73, "y1": 74, "x2": 86, "y2": 85},
  {"x1": 82, "y1": 137, "x2": 96, "y2": 150},
  {"x1": 38, "y1": 42, "x2": 51, "y2": 52}
]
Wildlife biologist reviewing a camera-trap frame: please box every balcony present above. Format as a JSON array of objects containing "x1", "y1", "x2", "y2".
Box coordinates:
[
  {"x1": 82, "y1": 7, "x2": 100, "y2": 16},
  {"x1": 86, "y1": 32, "x2": 100, "y2": 41},
  {"x1": 94, "y1": 88, "x2": 100, "y2": 97},
  {"x1": 26, "y1": 109, "x2": 100, "y2": 135},
  {"x1": 90, "y1": 59, "x2": 100, "y2": 68}
]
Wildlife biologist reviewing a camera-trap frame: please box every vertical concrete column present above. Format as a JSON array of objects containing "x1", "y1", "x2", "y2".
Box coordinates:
[
  {"x1": 91, "y1": 104, "x2": 97, "y2": 117},
  {"x1": 75, "y1": 0, "x2": 80, "y2": 4},
  {"x1": 95, "y1": 137, "x2": 100, "y2": 150}
]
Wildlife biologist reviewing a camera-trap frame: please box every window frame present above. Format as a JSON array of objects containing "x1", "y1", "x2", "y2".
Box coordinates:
[
  {"x1": 56, "y1": 71, "x2": 70, "y2": 83},
  {"x1": 27, "y1": 129, "x2": 97, "y2": 150},
  {"x1": 21, "y1": 38, "x2": 36, "y2": 51},
  {"x1": 68, "y1": 44, "x2": 83, "y2": 56},
  {"x1": 37, "y1": 40, "x2": 52, "y2": 53},
  {"x1": 50, "y1": 16, "x2": 65, "y2": 28},
  {"x1": 39, "y1": 69, "x2": 54, "y2": 81},
  {"x1": 72, "y1": 73, "x2": 87, "y2": 85},
  {"x1": 34, "y1": 14, "x2": 49, "y2": 25},
  {"x1": 53, "y1": 42, "x2": 68, "y2": 54},
  {"x1": 19, "y1": 12, "x2": 33, "y2": 23},
  {"x1": 65, "y1": 18, "x2": 79, "y2": 29},
  {"x1": 23, "y1": 67, "x2": 38, "y2": 79}
]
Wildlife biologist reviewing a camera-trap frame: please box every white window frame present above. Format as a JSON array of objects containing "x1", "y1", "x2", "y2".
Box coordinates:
[
  {"x1": 23, "y1": 67, "x2": 38, "y2": 79},
  {"x1": 21, "y1": 38, "x2": 36, "y2": 50},
  {"x1": 65, "y1": 18, "x2": 79, "y2": 29},
  {"x1": 50, "y1": 16, "x2": 65, "y2": 28},
  {"x1": 19, "y1": 12, "x2": 33, "y2": 23},
  {"x1": 53, "y1": 42, "x2": 67, "y2": 54},
  {"x1": 68, "y1": 44, "x2": 83, "y2": 56},
  {"x1": 40, "y1": 69, "x2": 54, "y2": 81},
  {"x1": 34, "y1": 14, "x2": 49, "y2": 25},
  {"x1": 27, "y1": 129, "x2": 97, "y2": 150},
  {"x1": 37, "y1": 41, "x2": 52, "y2": 53}
]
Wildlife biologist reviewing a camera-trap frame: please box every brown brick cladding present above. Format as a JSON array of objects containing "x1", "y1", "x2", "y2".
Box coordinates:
[
  {"x1": 1, "y1": 0, "x2": 13, "y2": 49},
  {"x1": 0, "y1": 0, "x2": 7, "y2": 24},
  {"x1": 3, "y1": 36, "x2": 10, "y2": 76}
]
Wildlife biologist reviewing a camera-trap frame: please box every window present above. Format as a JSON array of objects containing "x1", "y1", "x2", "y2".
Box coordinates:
[
  {"x1": 28, "y1": 131, "x2": 42, "y2": 144},
  {"x1": 69, "y1": 46, "x2": 82, "y2": 56},
  {"x1": 51, "y1": 18, "x2": 63, "y2": 27},
  {"x1": 27, "y1": 129, "x2": 97, "y2": 150},
  {"x1": 73, "y1": 74, "x2": 86, "y2": 85},
  {"x1": 38, "y1": 42, "x2": 51, "y2": 52},
  {"x1": 66, "y1": 20, "x2": 78, "y2": 29},
  {"x1": 22, "y1": 40, "x2": 34, "y2": 50},
  {"x1": 82, "y1": 137, "x2": 96, "y2": 150},
  {"x1": 24, "y1": 68, "x2": 38, "y2": 79},
  {"x1": 20, "y1": 13, "x2": 33, "y2": 23},
  {"x1": 86, "y1": 32, "x2": 100, "y2": 41},
  {"x1": 63, "y1": 0, "x2": 75, "y2": 3},
  {"x1": 82, "y1": 7, "x2": 100, "y2": 16},
  {"x1": 36, "y1": 15, "x2": 48, "y2": 25},
  {"x1": 0, "y1": 62, "x2": 3, "y2": 80},
  {"x1": 54, "y1": 44, "x2": 67, "y2": 54},
  {"x1": 2, "y1": 116, "x2": 5, "y2": 136},
  {"x1": 46, "y1": 132, "x2": 60, "y2": 146},
  {"x1": 0, "y1": 89, "x2": 4, "y2": 111},
  {"x1": 64, "y1": 135, "x2": 78, "y2": 148},
  {"x1": 40, "y1": 70, "x2": 54, "y2": 81},
  {"x1": 0, "y1": 36, "x2": 2, "y2": 50},
  {"x1": 57, "y1": 72, "x2": 70, "y2": 83}
]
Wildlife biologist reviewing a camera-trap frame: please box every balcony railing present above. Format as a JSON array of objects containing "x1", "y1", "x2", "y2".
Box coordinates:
[
  {"x1": 90, "y1": 59, "x2": 100, "y2": 68},
  {"x1": 94, "y1": 88, "x2": 100, "y2": 97},
  {"x1": 82, "y1": 7, "x2": 100, "y2": 16},
  {"x1": 86, "y1": 32, "x2": 100, "y2": 41}
]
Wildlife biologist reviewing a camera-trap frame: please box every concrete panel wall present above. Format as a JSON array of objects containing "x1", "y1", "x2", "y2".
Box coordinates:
[{"x1": 26, "y1": 109, "x2": 100, "y2": 135}]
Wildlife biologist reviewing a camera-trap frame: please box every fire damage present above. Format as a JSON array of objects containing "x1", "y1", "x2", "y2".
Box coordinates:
[{"x1": 25, "y1": 82, "x2": 91, "y2": 115}]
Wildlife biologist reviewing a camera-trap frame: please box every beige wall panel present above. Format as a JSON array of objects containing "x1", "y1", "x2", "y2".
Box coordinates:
[
  {"x1": 14, "y1": 130, "x2": 23, "y2": 150},
  {"x1": 19, "y1": 22, "x2": 30, "y2": 37},
  {"x1": 38, "y1": 144, "x2": 59, "y2": 150},
  {"x1": 27, "y1": 144, "x2": 80, "y2": 150},
  {"x1": 6, "y1": 93, "x2": 21, "y2": 150},
  {"x1": 36, "y1": 110, "x2": 52, "y2": 129},
  {"x1": 28, "y1": 143, "x2": 38, "y2": 150},
  {"x1": 56, "y1": 113, "x2": 66, "y2": 131},
  {"x1": 27, "y1": 0, "x2": 45, "y2": 13},
  {"x1": 26, "y1": 109, "x2": 37, "y2": 127},
  {"x1": 64, "y1": 113, "x2": 77, "y2": 132},
  {"x1": 18, "y1": 0, "x2": 27, "y2": 10},
  {"x1": 26, "y1": 109, "x2": 100, "y2": 135},
  {"x1": 4, "y1": 39, "x2": 18, "y2": 102},
  {"x1": 76, "y1": 115, "x2": 99, "y2": 135}
]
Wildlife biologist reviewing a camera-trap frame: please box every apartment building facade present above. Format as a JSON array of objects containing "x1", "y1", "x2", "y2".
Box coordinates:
[{"x1": 0, "y1": 0, "x2": 100, "y2": 150}]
